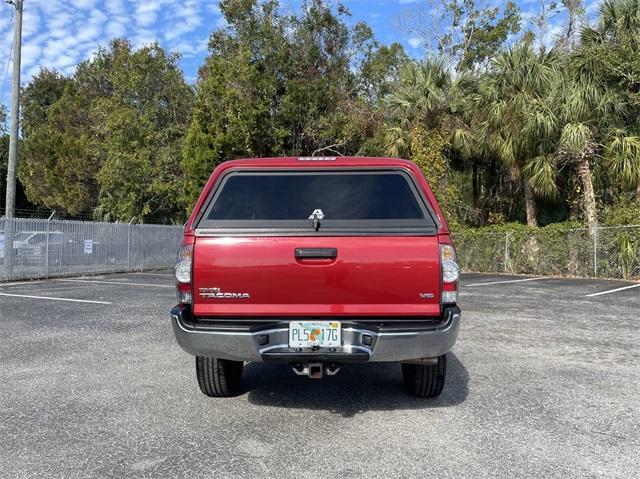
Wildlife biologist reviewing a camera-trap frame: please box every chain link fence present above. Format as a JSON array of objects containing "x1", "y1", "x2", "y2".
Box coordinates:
[
  {"x1": 3, "y1": 218, "x2": 639, "y2": 282},
  {"x1": 452, "y1": 225, "x2": 640, "y2": 280},
  {"x1": 1, "y1": 218, "x2": 182, "y2": 281}
]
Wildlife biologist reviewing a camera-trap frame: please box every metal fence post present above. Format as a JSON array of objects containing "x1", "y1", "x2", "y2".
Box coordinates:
[
  {"x1": 127, "y1": 223, "x2": 132, "y2": 272},
  {"x1": 504, "y1": 232, "x2": 510, "y2": 273},
  {"x1": 593, "y1": 226, "x2": 598, "y2": 277},
  {"x1": 140, "y1": 224, "x2": 145, "y2": 271},
  {"x1": 45, "y1": 219, "x2": 50, "y2": 276}
]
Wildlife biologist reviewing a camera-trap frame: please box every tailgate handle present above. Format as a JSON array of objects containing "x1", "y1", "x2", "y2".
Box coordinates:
[{"x1": 294, "y1": 248, "x2": 337, "y2": 259}]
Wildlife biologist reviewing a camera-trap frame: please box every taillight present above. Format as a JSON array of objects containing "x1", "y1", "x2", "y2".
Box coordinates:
[
  {"x1": 440, "y1": 243, "x2": 460, "y2": 304},
  {"x1": 175, "y1": 241, "x2": 193, "y2": 304}
]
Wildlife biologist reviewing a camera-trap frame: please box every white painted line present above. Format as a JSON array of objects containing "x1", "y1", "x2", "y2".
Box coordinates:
[
  {"x1": 0, "y1": 292, "x2": 112, "y2": 304},
  {"x1": 0, "y1": 279, "x2": 51, "y2": 287},
  {"x1": 586, "y1": 283, "x2": 640, "y2": 297},
  {"x1": 58, "y1": 279, "x2": 174, "y2": 289},
  {"x1": 133, "y1": 272, "x2": 173, "y2": 277},
  {"x1": 466, "y1": 277, "x2": 548, "y2": 287}
]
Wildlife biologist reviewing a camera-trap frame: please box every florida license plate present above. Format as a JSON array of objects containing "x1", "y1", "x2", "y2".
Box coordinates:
[{"x1": 288, "y1": 321, "x2": 341, "y2": 348}]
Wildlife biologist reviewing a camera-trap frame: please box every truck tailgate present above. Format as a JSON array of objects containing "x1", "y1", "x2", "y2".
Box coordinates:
[{"x1": 192, "y1": 236, "x2": 440, "y2": 317}]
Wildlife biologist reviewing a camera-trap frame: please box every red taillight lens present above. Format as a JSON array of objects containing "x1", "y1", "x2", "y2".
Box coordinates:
[
  {"x1": 175, "y1": 242, "x2": 193, "y2": 304},
  {"x1": 440, "y1": 242, "x2": 459, "y2": 304}
]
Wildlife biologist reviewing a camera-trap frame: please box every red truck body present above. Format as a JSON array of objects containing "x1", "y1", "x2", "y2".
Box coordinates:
[
  {"x1": 191, "y1": 235, "x2": 441, "y2": 317},
  {"x1": 171, "y1": 156, "x2": 461, "y2": 398}
]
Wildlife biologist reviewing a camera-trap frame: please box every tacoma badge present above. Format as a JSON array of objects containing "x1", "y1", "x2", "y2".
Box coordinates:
[{"x1": 199, "y1": 287, "x2": 250, "y2": 299}]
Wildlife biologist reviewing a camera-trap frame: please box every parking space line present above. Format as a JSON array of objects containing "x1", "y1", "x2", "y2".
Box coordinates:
[
  {"x1": 0, "y1": 279, "x2": 51, "y2": 287},
  {"x1": 586, "y1": 283, "x2": 640, "y2": 297},
  {"x1": 466, "y1": 277, "x2": 547, "y2": 287},
  {"x1": 0, "y1": 292, "x2": 112, "y2": 304},
  {"x1": 133, "y1": 272, "x2": 173, "y2": 277},
  {"x1": 58, "y1": 279, "x2": 174, "y2": 288}
]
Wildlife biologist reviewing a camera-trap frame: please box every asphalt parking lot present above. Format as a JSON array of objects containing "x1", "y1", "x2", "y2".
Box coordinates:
[{"x1": 1, "y1": 272, "x2": 639, "y2": 478}]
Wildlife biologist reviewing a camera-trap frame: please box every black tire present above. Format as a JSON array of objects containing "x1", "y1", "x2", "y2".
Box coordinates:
[
  {"x1": 401, "y1": 354, "x2": 447, "y2": 398},
  {"x1": 195, "y1": 356, "x2": 243, "y2": 397}
]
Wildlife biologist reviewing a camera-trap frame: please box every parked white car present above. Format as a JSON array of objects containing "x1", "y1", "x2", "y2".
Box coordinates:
[{"x1": 5, "y1": 231, "x2": 65, "y2": 265}]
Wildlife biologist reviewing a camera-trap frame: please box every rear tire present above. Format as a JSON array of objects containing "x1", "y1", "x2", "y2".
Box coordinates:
[
  {"x1": 195, "y1": 356, "x2": 243, "y2": 397},
  {"x1": 402, "y1": 354, "x2": 446, "y2": 398}
]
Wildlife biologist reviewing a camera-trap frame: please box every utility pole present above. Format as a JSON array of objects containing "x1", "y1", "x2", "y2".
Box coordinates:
[{"x1": 4, "y1": 0, "x2": 23, "y2": 279}]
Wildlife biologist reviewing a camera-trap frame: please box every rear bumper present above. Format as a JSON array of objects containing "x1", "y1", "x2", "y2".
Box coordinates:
[{"x1": 170, "y1": 305, "x2": 461, "y2": 363}]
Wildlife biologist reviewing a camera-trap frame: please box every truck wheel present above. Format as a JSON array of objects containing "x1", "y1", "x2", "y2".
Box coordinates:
[
  {"x1": 195, "y1": 356, "x2": 243, "y2": 397},
  {"x1": 401, "y1": 354, "x2": 446, "y2": 398}
]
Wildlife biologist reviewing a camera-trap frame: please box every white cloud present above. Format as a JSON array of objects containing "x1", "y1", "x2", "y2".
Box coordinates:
[
  {"x1": 176, "y1": 35, "x2": 209, "y2": 58},
  {"x1": 77, "y1": 24, "x2": 102, "y2": 42},
  {"x1": 408, "y1": 37, "x2": 422, "y2": 49},
  {"x1": 50, "y1": 27, "x2": 70, "y2": 39},
  {"x1": 1, "y1": 29, "x2": 12, "y2": 46},
  {"x1": 21, "y1": 7, "x2": 41, "y2": 39},
  {"x1": 70, "y1": 0, "x2": 97, "y2": 9},
  {"x1": 47, "y1": 12, "x2": 73, "y2": 30},
  {"x1": 42, "y1": 40, "x2": 68, "y2": 59},
  {"x1": 26, "y1": 65, "x2": 43, "y2": 79},
  {"x1": 541, "y1": 24, "x2": 564, "y2": 48},
  {"x1": 585, "y1": 0, "x2": 600, "y2": 17},
  {"x1": 105, "y1": 0, "x2": 127, "y2": 16},
  {"x1": 216, "y1": 16, "x2": 228, "y2": 29},
  {"x1": 88, "y1": 7, "x2": 108, "y2": 25},
  {"x1": 131, "y1": 28, "x2": 158, "y2": 48},
  {"x1": 106, "y1": 21, "x2": 127, "y2": 38},
  {"x1": 135, "y1": 1, "x2": 164, "y2": 27},
  {"x1": 21, "y1": 44, "x2": 42, "y2": 67},
  {"x1": 0, "y1": 11, "x2": 12, "y2": 33},
  {"x1": 206, "y1": 3, "x2": 221, "y2": 16},
  {"x1": 0, "y1": 0, "x2": 218, "y2": 105}
]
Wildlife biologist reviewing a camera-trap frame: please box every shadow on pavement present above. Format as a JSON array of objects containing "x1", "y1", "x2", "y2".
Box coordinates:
[{"x1": 243, "y1": 353, "x2": 468, "y2": 417}]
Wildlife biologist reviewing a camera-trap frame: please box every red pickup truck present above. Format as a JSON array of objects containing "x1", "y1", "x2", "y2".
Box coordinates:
[{"x1": 171, "y1": 157, "x2": 461, "y2": 398}]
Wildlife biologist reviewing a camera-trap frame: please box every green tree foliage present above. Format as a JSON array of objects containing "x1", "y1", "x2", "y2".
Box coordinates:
[
  {"x1": 410, "y1": 125, "x2": 460, "y2": 225},
  {"x1": 576, "y1": 0, "x2": 640, "y2": 198},
  {"x1": 578, "y1": 0, "x2": 640, "y2": 101},
  {"x1": 483, "y1": 45, "x2": 559, "y2": 226},
  {"x1": 20, "y1": 76, "x2": 98, "y2": 216},
  {"x1": 21, "y1": 69, "x2": 71, "y2": 136},
  {"x1": 19, "y1": 40, "x2": 193, "y2": 221},
  {"x1": 92, "y1": 41, "x2": 194, "y2": 221},
  {"x1": 549, "y1": 61, "x2": 639, "y2": 230},
  {"x1": 182, "y1": 0, "x2": 406, "y2": 208}
]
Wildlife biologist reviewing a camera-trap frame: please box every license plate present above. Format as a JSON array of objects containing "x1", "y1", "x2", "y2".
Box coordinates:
[{"x1": 288, "y1": 321, "x2": 341, "y2": 348}]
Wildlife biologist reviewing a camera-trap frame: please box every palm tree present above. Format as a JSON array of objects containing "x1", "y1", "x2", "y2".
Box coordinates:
[
  {"x1": 550, "y1": 65, "x2": 640, "y2": 231},
  {"x1": 385, "y1": 58, "x2": 475, "y2": 153},
  {"x1": 576, "y1": 0, "x2": 640, "y2": 200},
  {"x1": 385, "y1": 59, "x2": 476, "y2": 223},
  {"x1": 387, "y1": 59, "x2": 453, "y2": 128},
  {"x1": 596, "y1": 0, "x2": 640, "y2": 35},
  {"x1": 383, "y1": 122, "x2": 412, "y2": 159},
  {"x1": 482, "y1": 45, "x2": 559, "y2": 226}
]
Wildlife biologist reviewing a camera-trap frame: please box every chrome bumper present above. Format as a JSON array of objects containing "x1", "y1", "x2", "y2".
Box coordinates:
[{"x1": 170, "y1": 305, "x2": 461, "y2": 362}]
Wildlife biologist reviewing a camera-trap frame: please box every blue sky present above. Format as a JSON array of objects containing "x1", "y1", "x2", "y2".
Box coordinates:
[{"x1": 0, "y1": 0, "x2": 600, "y2": 109}]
